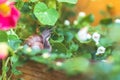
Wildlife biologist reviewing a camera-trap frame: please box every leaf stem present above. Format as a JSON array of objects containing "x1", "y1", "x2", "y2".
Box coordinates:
[{"x1": 2, "y1": 57, "x2": 10, "y2": 80}]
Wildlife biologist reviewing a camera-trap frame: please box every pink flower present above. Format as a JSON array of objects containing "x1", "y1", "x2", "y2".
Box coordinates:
[
  {"x1": 0, "y1": 0, "x2": 20, "y2": 30},
  {"x1": 0, "y1": 43, "x2": 8, "y2": 60},
  {"x1": 0, "y1": 0, "x2": 6, "y2": 4}
]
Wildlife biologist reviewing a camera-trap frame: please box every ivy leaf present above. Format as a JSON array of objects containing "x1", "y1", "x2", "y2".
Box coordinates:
[
  {"x1": 52, "y1": 42, "x2": 67, "y2": 53},
  {"x1": 34, "y1": 2, "x2": 59, "y2": 25},
  {"x1": 0, "y1": 31, "x2": 8, "y2": 42},
  {"x1": 57, "y1": 0, "x2": 78, "y2": 4}
]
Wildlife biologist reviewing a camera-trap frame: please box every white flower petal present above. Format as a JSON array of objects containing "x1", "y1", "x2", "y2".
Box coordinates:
[
  {"x1": 92, "y1": 32, "x2": 100, "y2": 44},
  {"x1": 77, "y1": 27, "x2": 89, "y2": 41},
  {"x1": 64, "y1": 20, "x2": 70, "y2": 26},
  {"x1": 114, "y1": 19, "x2": 120, "y2": 23},
  {"x1": 78, "y1": 12, "x2": 86, "y2": 17},
  {"x1": 42, "y1": 52, "x2": 51, "y2": 59},
  {"x1": 77, "y1": 27, "x2": 91, "y2": 42},
  {"x1": 96, "y1": 46, "x2": 106, "y2": 55},
  {"x1": 87, "y1": 34, "x2": 92, "y2": 39},
  {"x1": 73, "y1": 20, "x2": 78, "y2": 25},
  {"x1": 56, "y1": 61, "x2": 63, "y2": 66}
]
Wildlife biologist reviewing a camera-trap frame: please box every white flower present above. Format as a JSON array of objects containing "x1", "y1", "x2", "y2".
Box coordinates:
[
  {"x1": 77, "y1": 27, "x2": 91, "y2": 42},
  {"x1": 96, "y1": 46, "x2": 106, "y2": 55},
  {"x1": 114, "y1": 19, "x2": 120, "y2": 23},
  {"x1": 73, "y1": 20, "x2": 78, "y2": 25},
  {"x1": 64, "y1": 20, "x2": 70, "y2": 26},
  {"x1": 26, "y1": 47, "x2": 32, "y2": 53},
  {"x1": 92, "y1": 32, "x2": 101, "y2": 45},
  {"x1": 42, "y1": 52, "x2": 51, "y2": 59},
  {"x1": 56, "y1": 61, "x2": 63, "y2": 66},
  {"x1": 87, "y1": 34, "x2": 92, "y2": 39},
  {"x1": 78, "y1": 12, "x2": 86, "y2": 17}
]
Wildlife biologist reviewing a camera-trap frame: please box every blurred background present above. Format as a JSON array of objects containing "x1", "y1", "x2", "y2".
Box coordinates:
[{"x1": 75, "y1": 0, "x2": 120, "y2": 25}]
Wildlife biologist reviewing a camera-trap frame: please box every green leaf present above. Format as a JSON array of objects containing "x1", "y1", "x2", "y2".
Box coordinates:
[
  {"x1": 11, "y1": 68, "x2": 22, "y2": 75},
  {"x1": 52, "y1": 42, "x2": 67, "y2": 53},
  {"x1": 34, "y1": 2, "x2": 59, "y2": 25},
  {"x1": 62, "y1": 57, "x2": 89, "y2": 74},
  {"x1": 30, "y1": 0, "x2": 38, "y2": 2},
  {"x1": 100, "y1": 18, "x2": 112, "y2": 25},
  {"x1": 0, "y1": 31, "x2": 8, "y2": 42},
  {"x1": 69, "y1": 42, "x2": 78, "y2": 52},
  {"x1": 34, "y1": 2, "x2": 48, "y2": 12},
  {"x1": 0, "y1": 76, "x2": 2, "y2": 80},
  {"x1": 51, "y1": 33, "x2": 64, "y2": 43},
  {"x1": 82, "y1": 14, "x2": 94, "y2": 23},
  {"x1": 57, "y1": 0, "x2": 78, "y2": 4},
  {"x1": 65, "y1": 31, "x2": 74, "y2": 42},
  {"x1": 11, "y1": 55, "x2": 19, "y2": 63},
  {"x1": 109, "y1": 24, "x2": 120, "y2": 42},
  {"x1": 8, "y1": 35, "x2": 18, "y2": 40},
  {"x1": 100, "y1": 37, "x2": 113, "y2": 47},
  {"x1": 8, "y1": 35, "x2": 21, "y2": 50}
]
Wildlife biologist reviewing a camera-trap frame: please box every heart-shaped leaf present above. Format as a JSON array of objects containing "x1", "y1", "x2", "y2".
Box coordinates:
[{"x1": 34, "y1": 2, "x2": 59, "y2": 25}]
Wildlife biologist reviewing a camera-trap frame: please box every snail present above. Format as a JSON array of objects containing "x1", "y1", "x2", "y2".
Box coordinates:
[{"x1": 24, "y1": 29, "x2": 52, "y2": 52}]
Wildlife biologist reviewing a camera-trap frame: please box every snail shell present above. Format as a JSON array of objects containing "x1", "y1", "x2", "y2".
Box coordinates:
[{"x1": 24, "y1": 29, "x2": 52, "y2": 52}]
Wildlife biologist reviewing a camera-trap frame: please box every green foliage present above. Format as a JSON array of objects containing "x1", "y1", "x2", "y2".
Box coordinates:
[
  {"x1": 1, "y1": 0, "x2": 120, "y2": 80},
  {"x1": 52, "y1": 42, "x2": 67, "y2": 53},
  {"x1": 0, "y1": 31, "x2": 8, "y2": 42},
  {"x1": 34, "y1": 2, "x2": 59, "y2": 25},
  {"x1": 62, "y1": 57, "x2": 89, "y2": 74},
  {"x1": 57, "y1": 0, "x2": 78, "y2": 4}
]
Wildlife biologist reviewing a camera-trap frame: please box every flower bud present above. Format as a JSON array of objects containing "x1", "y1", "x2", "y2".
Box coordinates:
[
  {"x1": 0, "y1": 43, "x2": 8, "y2": 59},
  {"x1": 42, "y1": 52, "x2": 51, "y2": 59},
  {"x1": 64, "y1": 20, "x2": 70, "y2": 26}
]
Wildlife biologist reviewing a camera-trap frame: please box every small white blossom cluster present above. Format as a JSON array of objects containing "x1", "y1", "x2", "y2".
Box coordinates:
[
  {"x1": 77, "y1": 27, "x2": 106, "y2": 55},
  {"x1": 41, "y1": 52, "x2": 63, "y2": 67},
  {"x1": 73, "y1": 20, "x2": 78, "y2": 25},
  {"x1": 91, "y1": 32, "x2": 106, "y2": 55},
  {"x1": 26, "y1": 47, "x2": 32, "y2": 53},
  {"x1": 92, "y1": 32, "x2": 101, "y2": 45},
  {"x1": 55, "y1": 61, "x2": 63, "y2": 66},
  {"x1": 64, "y1": 20, "x2": 70, "y2": 26},
  {"x1": 73, "y1": 12, "x2": 86, "y2": 25},
  {"x1": 78, "y1": 12, "x2": 86, "y2": 17},
  {"x1": 96, "y1": 46, "x2": 106, "y2": 55},
  {"x1": 114, "y1": 19, "x2": 120, "y2": 23},
  {"x1": 42, "y1": 52, "x2": 51, "y2": 59},
  {"x1": 77, "y1": 27, "x2": 91, "y2": 42}
]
